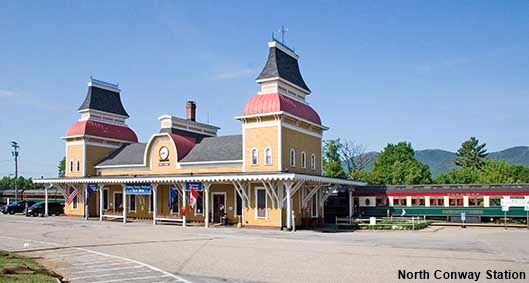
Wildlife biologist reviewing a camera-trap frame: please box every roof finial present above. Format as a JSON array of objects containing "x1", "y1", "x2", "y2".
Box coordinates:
[{"x1": 279, "y1": 25, "x2": 288, "y2": 44}]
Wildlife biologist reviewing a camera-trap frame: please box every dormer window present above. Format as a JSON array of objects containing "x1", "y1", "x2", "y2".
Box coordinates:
[
  {"x1": 290, "y1": 149, "x2": 296, "y2": 167},
  {"x1": 264, "y1": 147, "x2": 272, "y2": 165},
  {"x1": 251, "y1": 148, "x2": 258, "y2": 165}
]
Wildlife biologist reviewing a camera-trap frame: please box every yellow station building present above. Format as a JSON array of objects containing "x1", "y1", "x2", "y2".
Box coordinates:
[{"x1": 35, "y1": 39, "x2": 364, "y2": 230}]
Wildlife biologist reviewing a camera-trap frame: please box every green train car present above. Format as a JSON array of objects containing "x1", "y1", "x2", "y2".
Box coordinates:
[
  {"x1": 351, "y1": 184, "x2": 529, "y2": 223},
  {"x1": 0, "y1": 189, "x2": 65, "y2": 205}
]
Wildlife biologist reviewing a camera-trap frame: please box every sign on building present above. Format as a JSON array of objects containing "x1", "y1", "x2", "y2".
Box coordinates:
[
  {"x1": 125, "y1": 184, "x2": 152, "y2": 195},
  {"x1": 185, "y1": 182, "x2": 203, "y2": 192}
]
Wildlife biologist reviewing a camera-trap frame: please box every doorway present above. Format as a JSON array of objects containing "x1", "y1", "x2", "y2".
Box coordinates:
[
  {"x1": 212, "y1": 193, "x2": 226, "y2": 223},
  {"x1": 114, "y1": 192, "x2": 123, "y2": 213}
]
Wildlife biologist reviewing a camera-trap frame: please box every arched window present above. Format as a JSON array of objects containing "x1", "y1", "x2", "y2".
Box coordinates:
[
  {"x1": 311, "y1": 154, "x2": 316, "y2": 170},
  {"x1": 290, "y1": 149, "x2": 296, "y2": 167},
  {"x1": 264, "y1": 147, "x2": 272, "y2": 165},
  {"x1": 70, "y1": 160, "x2": 74, "y2": 172},
  {"x1": 251, "y1": 148, "x2": 258, "y2": 165},
  {"x1": 301, "y1": 152, "x2": 306, "y2": 168},
  {"x1": 76, "y1": 160, "x2": 80, "y2": 172}
]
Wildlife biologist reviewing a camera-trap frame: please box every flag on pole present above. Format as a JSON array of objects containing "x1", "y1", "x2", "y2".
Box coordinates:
[
  {"x1": 66, "y1": 187, "x2": 78, "y2": 204},
  {"x1": 169, "y1": 187, "x2": 178, "y2": 211},
  {"x1": 189, "y1": 188, "x2": 199, "y2": 209}
]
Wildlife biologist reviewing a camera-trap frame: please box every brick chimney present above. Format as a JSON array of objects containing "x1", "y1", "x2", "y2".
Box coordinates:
[{"x1": 186, "y1": 101, "x2": 196, "y2": 121}]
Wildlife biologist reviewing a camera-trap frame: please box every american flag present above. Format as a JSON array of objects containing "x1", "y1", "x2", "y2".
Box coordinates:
[{"x1": 66, "y1": 187, "x2": 78, "y2": 204}]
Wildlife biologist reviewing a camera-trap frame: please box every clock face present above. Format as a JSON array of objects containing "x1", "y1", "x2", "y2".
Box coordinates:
[{"x1": 159, "y1": 146, "x2": 169, "y2": 161}]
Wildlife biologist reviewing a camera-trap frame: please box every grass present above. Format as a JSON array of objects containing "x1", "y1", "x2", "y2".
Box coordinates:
[{"x1": 0, "y1": 250, "x2": 61, "y2": 283}]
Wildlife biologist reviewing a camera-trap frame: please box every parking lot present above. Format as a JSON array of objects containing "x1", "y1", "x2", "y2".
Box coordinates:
[{"x1": 1, "y1": 215, "x2": 529, "y2": 282}]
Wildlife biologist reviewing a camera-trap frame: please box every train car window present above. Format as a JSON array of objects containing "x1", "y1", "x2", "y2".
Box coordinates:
[
  {"x1": 449, "y1": 196, "x2": 464, "y2": 206},
  {"x1": 393, "y1": 197, "x2": 406, "y2": 206},
  {"x1": 376, "y1": 197, "x2": 388, "y2": 206},
  {"x1": 412, "y1": 197, "x2": 425, "y2": 206},
  {"x1": 489, "y1": 197, "x2": 502, "y2": 206},
  {"x1": 431, "y1": 197, "x2": 444, "y2": 206},
  {"x1": 468, "y1": 196, "x2": 483, "y2": 206}
]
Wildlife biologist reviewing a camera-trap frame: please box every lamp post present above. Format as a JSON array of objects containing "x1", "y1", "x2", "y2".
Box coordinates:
[{"x1": 11, "y1": 141, "x2": 19, "y2": 201}]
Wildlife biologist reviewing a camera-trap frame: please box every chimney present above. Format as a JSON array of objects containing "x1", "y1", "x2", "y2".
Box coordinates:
[{"x1": 186, "y1": 101, "x2": 196, "y2": 121}]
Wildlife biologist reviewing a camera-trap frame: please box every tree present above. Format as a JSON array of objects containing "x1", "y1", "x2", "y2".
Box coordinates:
[
  {"x1": 370, "y1": 142, "x2": 432, "y2": 185},
  {"x1": 58, "y1": 157, "x2": 65, "y2": 177},
  {"x1": 323, "y1": 139, "x2": 346, "y2": 179},
  {"x1": 339, "y1": 140, "x2": 370, "y2": 173},
  {"x1": 477, "y1": 160, "x2": 515, "y2": 184},
  {"x1": 435, "y1": 167, "x2": 480, "y2": 184},
  {"x1": 455, "y1": 137, "x2": 488, "y2": 169}
]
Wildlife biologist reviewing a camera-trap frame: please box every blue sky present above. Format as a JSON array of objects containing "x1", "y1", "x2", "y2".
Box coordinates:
[{"x1": 1, "y1": 1, "x2": 528, "y2": 178}]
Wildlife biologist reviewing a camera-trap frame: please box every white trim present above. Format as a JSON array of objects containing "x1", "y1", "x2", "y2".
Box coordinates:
[
  {"x1": 267, "y1": 40, "x2": 299, "y2": 59},
  {"x1": 87, "y1": 81, "x2": 121, "y2": 93},
  {"x1": 301, "y1": 152, "x2": 306, "y2": 169},
  {"x1": 242, "y1": 123, "x2": 246, "y2": 172},
  {"x1": 62, "y1": 134, "x2": 136, "y2": 144},
  {"x1": 281, "y1": 122, "x2": 323, "y2": 138},
  {"x1": 82, "y1": 141, "x2": 86, "y2": 176},
  {"x1": 95, "y1": 164, "x2": 145, "y2": 169},
  {"x1": 290, "y1": 149, "x2": 296, "y2": 167},
  {"x1": 278, "y1": 121, "x2": 282, "y2": 171},
  {"x1": 179, "y1": 161, "x2": 242, "y2": 169},
  {"x1": 35, "y1": 173, "x2": 367, "y2": 186},
  {"x1": 264, "y1": 147, "x2": 272, "y2": 165},
  {"x1": 144, "y1": 133, "x2": 179, "y2": 169},
  {"x1": 254, "y1": 187, "x2": 268, "y2": 219},
  {"x1": 68, "y1": 140, "x2": 122, "y2": 149},
  {"x1": 242, "y1": 120, "x2": 280, "y2": 129},
  {"x1": 250, "y1": 148, "x2": 258, "y2": 165},
  {"x1": 256, "y1": 77, "x2": 310, "y2": 95},
  {"x1": 211, "y1": 192, "x2": 227, "y2": 223}
]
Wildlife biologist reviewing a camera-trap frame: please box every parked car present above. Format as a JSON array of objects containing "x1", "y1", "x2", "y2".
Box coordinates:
[
  {"x1": 0, "y1": 201, "x2": 36, "y2": 215},
  {"x1": 25, "y1": 202, "x2": 64, "y2": 217}
]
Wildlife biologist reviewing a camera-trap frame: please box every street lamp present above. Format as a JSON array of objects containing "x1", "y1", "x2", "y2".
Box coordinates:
[{"x1": 11, "y1": 141, "x2": 19, "y2": 201}]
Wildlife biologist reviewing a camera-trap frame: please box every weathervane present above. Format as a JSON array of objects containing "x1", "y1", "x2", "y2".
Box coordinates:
[{"x1": 272, "y1": 25, "x2": 289, "y2": 44}]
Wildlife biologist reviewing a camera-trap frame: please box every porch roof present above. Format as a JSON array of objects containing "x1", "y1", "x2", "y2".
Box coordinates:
[{"x1": 34, "y1": 172, "x2": 366, "y2": 187}]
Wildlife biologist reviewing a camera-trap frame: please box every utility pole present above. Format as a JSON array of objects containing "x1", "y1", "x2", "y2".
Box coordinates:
[{"x1": 11, "y1": 141, "x2": 19, "y2": 201}]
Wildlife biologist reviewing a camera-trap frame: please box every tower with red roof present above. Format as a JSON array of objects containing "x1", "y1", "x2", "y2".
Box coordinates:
[
  {"x1": 64, "y1": 78, "x2": 138, "y2": 177},
  {"x1": 237, "y1": 39, "x2": 327, "y2": 174}
]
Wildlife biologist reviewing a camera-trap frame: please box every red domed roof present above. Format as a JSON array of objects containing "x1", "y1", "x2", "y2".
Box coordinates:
[
  {"x1": 168, "y1": 133, "x2": 196, "y2": 160},
  {"x1": 243, "y1": 93, "x2": 321, "y2": 125},
  {"x1": 67, "y1": 120, "x2": 138, "y2": 143}
]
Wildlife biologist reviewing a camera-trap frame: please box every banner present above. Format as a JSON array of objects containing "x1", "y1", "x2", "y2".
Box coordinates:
[
  {"x1": 185, "y1": 182, "x2": 203, "y2": 192},
  {"x1": 125, "y1": 184, "x2": 152, "y2": 195},
  {"x1": 169, "y1": 187, "x2": 178, "y2": 211}
]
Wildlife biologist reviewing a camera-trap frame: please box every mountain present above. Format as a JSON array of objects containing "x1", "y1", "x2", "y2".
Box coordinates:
[{"x1": 360, "y1": 146, "x2": 529, "y2": 177}]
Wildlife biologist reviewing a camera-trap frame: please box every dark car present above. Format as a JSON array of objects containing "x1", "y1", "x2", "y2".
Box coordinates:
[
  {"x1": 25, "y1": 202, "x2": 64, "y2": 217},
  {"x1": 0, "y1": 201, "x2": 36, "y2": 215}
]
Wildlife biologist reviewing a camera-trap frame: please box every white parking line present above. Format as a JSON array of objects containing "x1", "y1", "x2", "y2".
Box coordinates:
[
  {"x1": 90, "y1": 274, "x2": 170, "y2": 283},
  {"x1": 69, "y1": 265, "x2": 143, "y2": 274},
  {"x1": 68, "y1": 269, "x2": 155, "y2": 280}
]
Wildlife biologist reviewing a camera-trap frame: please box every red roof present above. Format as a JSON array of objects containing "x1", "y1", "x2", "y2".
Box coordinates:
[
  {"x1": 169, "y1": 133, "x2": 196, "y2": 160},
  {"x1": 243, "y1": 93, "x2": 321, "y2": 125},
  {"x1": 67, "y1": 120, "x2": 138, "y2": 143}
]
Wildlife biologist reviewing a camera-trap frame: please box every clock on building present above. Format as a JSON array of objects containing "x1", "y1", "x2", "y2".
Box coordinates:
[{"x1": 159, "y1": 146, "x2": 169, "y2": 161}]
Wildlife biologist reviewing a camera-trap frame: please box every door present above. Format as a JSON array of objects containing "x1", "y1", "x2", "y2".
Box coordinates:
[
  {"x1": 114, "y1": 193, "x2": 123, "y2": 212},
  {"x1": 213, "y1": 194, "x2": 226, "y2": 223}
]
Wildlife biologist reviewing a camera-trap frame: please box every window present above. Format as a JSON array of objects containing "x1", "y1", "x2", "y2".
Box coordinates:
[
  {"x1": 194, "y1": 191, "x2": 204, "y2": 215},
  {"x1": 364, "y1": 198, "x2": 371, "y2": 206},
  {"x1": 311, "y1": 193, "x2": 318, "y2": 217},
  {"x1": 264, "y1": 147, "x2": 272, "y2": 165},
  {"x1": 235, "y1": 193, "x2": 242, "y2": 217},
  {"x1": 128, "y1": 195, "x2": 136, "y2": 212},
  {"x1": 468, "y1": 196, "x2": 483, "y2": 206},
  {"x1": 170, "y1": 189, "x2": 179, "y2": 214},
  {"x1": 376, "y1": 197, "x2": 388, "y2": 207},
  {"x1": 449, "y1": 196, "x2": 464, "y2": 206},
  {"x1": 76, "y1": 160, "x2": 80, "y2": 172},
  {"x1": 70, "y1": 160, "x2": 74, "y2": 172},
  {"x1": 489, "y1": 197, "x2": 502, "y2": 206},
  {"x1": 251, "y1": 148, "x2": 258, "y2": 165},
  {"x1": 72, "y1": 195, "x2": 78, "y2": 209},
  {"x1": 103, "y1": 189, "x2": 109, "y2": 210},
  {"x1": 393, "y1": 197, "x2": 406, "y2": 206},
  {"x1": 301, "y1": 152, "x2": 306, "y2": 168},
  {"x1": 311, "y1": 154, "x2": 316, "y2": 170},
  {"x1": 430, "y1": 197, "x2": 444, "y2": 206},
  {"x1": 412, "y1": 197, "x2": 425, "y2": 206},
  {"x1": 290, "y1": 149, "x2": 296, "y2": 167},
  {"x1": 256, "y1": 188, "x2": 267, "y2": 218}
]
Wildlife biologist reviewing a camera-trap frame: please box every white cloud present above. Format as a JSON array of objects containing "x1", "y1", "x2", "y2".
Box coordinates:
[{"x1": 0, "y1": 89, "x2": 18, "y2": 97}]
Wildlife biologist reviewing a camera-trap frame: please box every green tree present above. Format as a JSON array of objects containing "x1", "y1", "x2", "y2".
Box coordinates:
[
  {"x1": 477, "y1": 160, "x2": 516, "y2": 184},
  {"x1": 370, "y1": 142, "x2": 432, "y2": 185},
  {"x1": 435, "y1": 167, "x2": 480, "y2": 184},
  {"x1": 58, "y1": 157, "x2": 65, "y2": 177},
  {"x1": 454, "y1": 137, "x2": 488, "y2": 169},
  {"x1": 323, "y1": 139, "x2": 346, "y2": 179}
]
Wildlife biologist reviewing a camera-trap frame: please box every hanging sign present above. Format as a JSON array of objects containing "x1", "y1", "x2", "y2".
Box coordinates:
[
  {"x1": 125, "y1": 184, "x2": 152, "y2": 195},
  {"x1": 87, "y1": 184, "x2": 99, "y2": 191},
  {"x1": 185, "y1": 182, "x2": 203, "y2": 192}
]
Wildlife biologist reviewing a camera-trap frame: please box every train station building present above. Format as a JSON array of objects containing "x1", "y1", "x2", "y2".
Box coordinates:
[{"x1": 34, "y1": 39, "x2": 365, "y2": 229}]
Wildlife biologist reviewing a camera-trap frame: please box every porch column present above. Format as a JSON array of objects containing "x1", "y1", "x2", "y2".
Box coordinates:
[
  {"x1": 153, "y1": 185, "x2": 158, "y2": 225},
  {"x1": 348, "y1": 190, "x2": 353, "y2": 219},
  {"x1": 182, "y1": 185, "x2": 187, "y2": 227},
  {"x1": 44, "y1": 185, "x2": 49, "y2": 217},
  {"x1": 99, "y1": 185, "x2": 104, "y2": 221},
  {"x1": 84, "y1": 185, "x2": 89, "y2": 220},
  {"x1": 285, "y1": 181, "x2": 293, "y2": 231},
  {"x1": 204, "y1": 183, "x2": 210, "y2": 228},
  {"x1": 122, "y1": 185, "x2": 127, "y2": 224}
]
